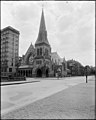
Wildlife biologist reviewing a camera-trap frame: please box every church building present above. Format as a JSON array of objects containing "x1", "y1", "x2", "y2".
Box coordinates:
[{"x1": 18, "y1": 9, "x2": 67, "y2": 77}]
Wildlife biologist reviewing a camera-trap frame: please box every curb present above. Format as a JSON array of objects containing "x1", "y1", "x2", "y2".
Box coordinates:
[{"x1": 1, "y1": 81, "x2": 40, "y2": 86}]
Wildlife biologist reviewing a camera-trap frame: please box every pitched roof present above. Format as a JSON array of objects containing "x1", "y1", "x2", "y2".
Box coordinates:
[
  {"x1": 25, "y1": 43, "x2": 35, "y2": 58},
  {"x1": 51, "y1": 52, "x2": 62, "y2": 65},
  {"x1": 1, "y1": 26, "x2": 20, "y2": 34},
  {"x1": 19, "y1": 65, "x2": 33, "y2": 68}
]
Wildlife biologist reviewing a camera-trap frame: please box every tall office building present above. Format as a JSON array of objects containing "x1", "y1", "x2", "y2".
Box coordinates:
[{"x1": 1, "y1": 26, "x2": 20, "y2": 77}]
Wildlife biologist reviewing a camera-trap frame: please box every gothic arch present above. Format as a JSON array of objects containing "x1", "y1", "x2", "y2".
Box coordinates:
[
  {"x1": 25, "y1": 52, "x2": 34, "y2": 65},
  {"x1": 24, "y1": 43, "x2": 35, "y2": 65},
  {"x1": 46, "y1": 68, "x2": 49, "y2": 77},
  {"x1": 36, "y1": 68, "x2": 42, "y2": 77}
]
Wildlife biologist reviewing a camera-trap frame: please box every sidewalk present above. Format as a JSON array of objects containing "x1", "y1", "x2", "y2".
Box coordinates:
[
  {"x1": 1, "y1": 78, "x2": 40, "y2": 86},
  {"x1": 1, "y1": 77, "x2": 69, "y2": 86}
]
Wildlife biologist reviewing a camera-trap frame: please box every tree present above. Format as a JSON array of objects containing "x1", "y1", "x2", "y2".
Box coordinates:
[{"x1": 67, "y1": 59, "x2": 85, "y2": 76}]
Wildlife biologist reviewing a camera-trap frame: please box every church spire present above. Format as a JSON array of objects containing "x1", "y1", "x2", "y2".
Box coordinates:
[
  {"x1": 39, "y1": 8, "x2": 46, "y2": 32},
  {"x1": 35, "y1": 8, "x2": 50, "y2": 46}
]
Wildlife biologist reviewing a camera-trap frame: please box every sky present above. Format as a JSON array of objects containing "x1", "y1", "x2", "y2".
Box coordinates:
[{"x1": 1, "y1": 1, "x2": 95, "y2": 66}]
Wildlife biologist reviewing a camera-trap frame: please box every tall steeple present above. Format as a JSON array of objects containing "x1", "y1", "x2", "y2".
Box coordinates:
[
  {"x1": 39, "y1": 9, "x2": 46, "y2": 32},
  {"x1": 35, "y1": 9, "x2": 50, "y2": 46}
]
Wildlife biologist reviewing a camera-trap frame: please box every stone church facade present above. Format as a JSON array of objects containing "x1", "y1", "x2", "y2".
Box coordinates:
[{"x1": 18, "y1": 9, "x2": 67, "y2": 77}]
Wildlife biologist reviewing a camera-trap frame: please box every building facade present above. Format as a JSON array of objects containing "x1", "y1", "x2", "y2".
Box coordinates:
[
  {"x1": 18, "y1": 9, "x2": 67, "y2": 77},
  {"x1": 1, "y1": 26, "x2": 20, "y2": 77}
]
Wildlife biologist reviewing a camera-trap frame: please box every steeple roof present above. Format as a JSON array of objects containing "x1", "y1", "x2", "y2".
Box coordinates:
[
  {"x1": 35, "y1": 9, "x2": 50, "y2": 46},
  {"x1": 39, "y1": 9, "x2": 46, "y2": 32}
]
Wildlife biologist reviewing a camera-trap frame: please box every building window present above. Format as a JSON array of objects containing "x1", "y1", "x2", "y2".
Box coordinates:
[
  {"x1": 1, "y1": 68, "x2": 3, "y2": 72},
  {"x1": 4, "y1": 68, "x2": 7, "y2": 72},
  {"x1": 37, "y1": 49, "x2": 39, "y2": 56},
  {"x1": 11, "y1": 62, "x2": 13, "y2": 66},
  {"x1": 40, "y1": 48, "x2": 42, "y2": 55},
  {"x1": 36, "y1": 60, "x2": 42, "y2": 64},
  {"x1": 45, "y1": 49, "x2": 48, "y2": 56},
  {"x1": 9, "y1": 68, "x2": 12, "y2": 72}
]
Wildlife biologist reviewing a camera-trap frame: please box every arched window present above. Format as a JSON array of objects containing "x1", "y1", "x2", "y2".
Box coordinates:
[
  {"x1": 40, "y1": 48, "x2": 42, "y2": 55},
  {"x1": 45, "y1": 48, "x2": 48, "y2": 56},
  {"x1": 37, "y1": 49, "x2": 39, "y2": 56}
]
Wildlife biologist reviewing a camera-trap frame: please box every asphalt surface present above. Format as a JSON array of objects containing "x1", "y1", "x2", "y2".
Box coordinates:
[{"x1": 1, "y1": 78, "x2": 95, "y2": 119}]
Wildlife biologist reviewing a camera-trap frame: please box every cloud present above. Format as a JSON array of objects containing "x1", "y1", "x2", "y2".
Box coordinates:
[{"x1": 1, "y1": 1, "x2": 95, "y2": 66}]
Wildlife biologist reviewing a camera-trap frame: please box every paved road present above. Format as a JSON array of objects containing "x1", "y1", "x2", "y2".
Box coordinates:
[{"x1": 1, "y1": 76, "x2": 95, "y2": 119}]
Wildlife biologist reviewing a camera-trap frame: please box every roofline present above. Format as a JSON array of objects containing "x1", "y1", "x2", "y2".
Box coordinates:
[
  {"x1": 1, "y1": 26, "x2": 20, "y2": 34},
  {"x1": 35, "y1": 42, "x2": 51, "y2": 47}
]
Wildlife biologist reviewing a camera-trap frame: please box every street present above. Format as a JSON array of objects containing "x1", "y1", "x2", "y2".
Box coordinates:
[{"x1": 1, "y1": 76, "x2": 95, "y2": 119}]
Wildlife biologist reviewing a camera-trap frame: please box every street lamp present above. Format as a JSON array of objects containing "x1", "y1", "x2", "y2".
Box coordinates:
[{"x1": 85, "y1": 65, "x2": 88, "y2": 83}]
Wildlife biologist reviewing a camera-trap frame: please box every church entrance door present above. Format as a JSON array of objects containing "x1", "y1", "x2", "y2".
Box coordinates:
[
  {"x1": 37, "y1": 69, "x2": 42, "y2": 77},
  {"x1": 46, "y1": 69, "x2": 49, "y2": 77}
]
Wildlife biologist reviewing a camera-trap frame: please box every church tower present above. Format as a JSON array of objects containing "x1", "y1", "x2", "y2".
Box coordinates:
[
  {"x1": 35, "y1": 9, "x2": 50, "y2": 47},
  {"x1": 34, "y1": 9, "x2": 51, "y2": 77}
]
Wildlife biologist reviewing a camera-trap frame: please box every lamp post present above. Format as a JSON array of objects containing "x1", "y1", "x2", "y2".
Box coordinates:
[{"x1": 85, "y1": 65, "x2": 88, "y2": 83}]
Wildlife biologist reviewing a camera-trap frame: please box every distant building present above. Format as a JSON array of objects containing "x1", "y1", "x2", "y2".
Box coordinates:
[
  {"x1": 19, "y1": 9, "x2": 67, "y2": 77},
  {"x1": 1, "y1": 26, "x2": 20, "y2": 77},
  {"x1": 51, "y1": 52, "x2": 67, "y2": 77}
]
